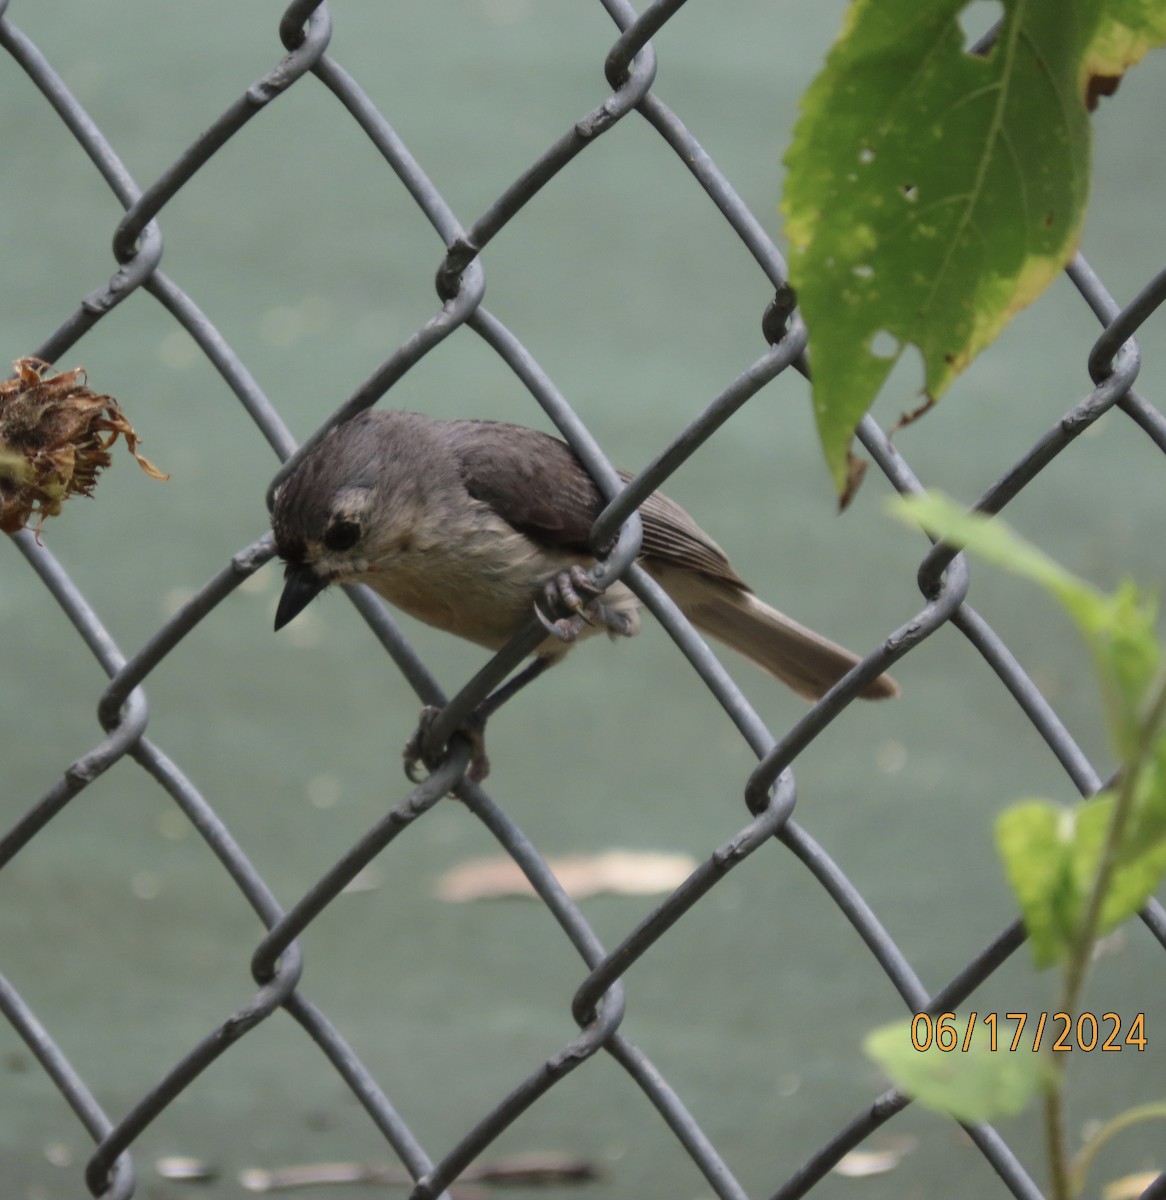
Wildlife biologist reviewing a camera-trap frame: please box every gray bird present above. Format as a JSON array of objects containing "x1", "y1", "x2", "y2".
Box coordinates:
[{"x1": 272, "y1": 410, "x2": 897, "y2": 778}]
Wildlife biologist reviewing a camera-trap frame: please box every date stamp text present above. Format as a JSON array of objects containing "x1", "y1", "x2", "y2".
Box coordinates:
[{"x1": 911, "y1": 1011, "x2": 1147, "y2": 1053}]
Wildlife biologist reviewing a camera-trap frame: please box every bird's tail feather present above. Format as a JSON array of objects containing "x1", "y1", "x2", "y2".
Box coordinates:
[{"x1": 680, "y1": 585, "x2": 899, "y2": 701}]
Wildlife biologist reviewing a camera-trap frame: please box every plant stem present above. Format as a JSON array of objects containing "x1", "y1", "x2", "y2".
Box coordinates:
[
  {"x1": 1069, "y1": 1101, "x2": 1166, "y2": 1195},
  {"x1": 1044, "y1": 668, "x2": 1166, "y2": 1200},
  {"x1": 1043, "y1": 1080, "x2": 1071, "y2": 1200},
  {"x1": 1062, "y1": 668, "x2": 1166, "y2": 1015}
]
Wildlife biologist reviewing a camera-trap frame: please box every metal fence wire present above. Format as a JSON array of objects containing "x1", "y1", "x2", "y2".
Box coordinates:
[{"x1": 2, "y1": 2, "x2": 1165, "y2": 1198}]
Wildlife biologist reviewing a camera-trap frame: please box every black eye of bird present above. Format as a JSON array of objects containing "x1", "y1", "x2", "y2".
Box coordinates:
[{"x1": 323, "y1": 520, "x2": 361, "y2": 552}]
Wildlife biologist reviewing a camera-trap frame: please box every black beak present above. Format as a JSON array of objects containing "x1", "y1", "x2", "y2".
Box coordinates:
[{"x1": 275, "y1": 563, "x2": 328, "y2": 630}]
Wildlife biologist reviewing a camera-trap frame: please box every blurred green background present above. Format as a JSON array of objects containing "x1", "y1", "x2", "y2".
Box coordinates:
[{"x1": 1, "y1": 2, "x2": 1163, "y2": 1198}]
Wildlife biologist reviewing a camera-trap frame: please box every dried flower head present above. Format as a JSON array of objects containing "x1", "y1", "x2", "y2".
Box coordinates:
[{"x1": 0, "y1": 357, "x2": 168, "y2": 534}]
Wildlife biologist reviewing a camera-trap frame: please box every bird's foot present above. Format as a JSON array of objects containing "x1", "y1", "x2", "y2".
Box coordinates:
[
  {"x1": 534, "y1": 566, "x2": 632, "y2": 641},
  {"x1": 533, "y1": 565, "x2": 599, "y2": 642},
  {"x1": 403, "y1": 705, "x2": 490, "y2": 785}
]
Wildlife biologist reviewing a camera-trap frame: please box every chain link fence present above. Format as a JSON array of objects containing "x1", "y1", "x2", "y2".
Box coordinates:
[{"x1": 2, "y1": 2, "x2": 1164, "y2": 1198}]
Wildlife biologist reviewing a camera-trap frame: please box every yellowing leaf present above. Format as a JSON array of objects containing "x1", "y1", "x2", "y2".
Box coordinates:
[
  {"x1": 782, "y1": 0, "x2": 1166, "y2": 494},
  {"x1": 1085, "y1": 3, "x2": 1166, "y2": 105}
]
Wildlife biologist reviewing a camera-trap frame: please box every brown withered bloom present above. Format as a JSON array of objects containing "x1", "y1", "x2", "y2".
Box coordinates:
[{"x1": 0, "y1": 357, "x2": 168, "y2": 534}]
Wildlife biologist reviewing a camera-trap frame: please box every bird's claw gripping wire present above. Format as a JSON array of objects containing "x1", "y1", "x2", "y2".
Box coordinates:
[
  {"x1": 533, "y1": 565, "x2": 632, "y2": 642},
  {"x1": 403, "y1": 705, "x2": 490, "y2": 784}
]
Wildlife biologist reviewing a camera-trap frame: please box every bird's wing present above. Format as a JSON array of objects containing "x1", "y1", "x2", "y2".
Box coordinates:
[
  {"x1": 632, "y1": 484, "x2": 747, "y2": 589},
  {"x1": 447, "y1": 420, "x2": 602, "y2": 549},
  {"x1": 447, "y1": 420, "x2": 747, "y2": 589}
]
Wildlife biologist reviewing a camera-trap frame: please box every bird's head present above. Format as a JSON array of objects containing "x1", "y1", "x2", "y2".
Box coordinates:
[{"x1": 270, "y1": 412, "x2": 430, "y2": 629}]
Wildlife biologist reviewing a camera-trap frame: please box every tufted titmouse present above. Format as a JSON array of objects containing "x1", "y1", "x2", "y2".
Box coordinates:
[{"x1": 271, "y1": 410, "x2": 897, "y2": 776}]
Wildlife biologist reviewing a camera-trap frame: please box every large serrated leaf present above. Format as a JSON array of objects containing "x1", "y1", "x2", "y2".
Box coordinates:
[{"x1": 782, "y1": 0, "x2": 1166, "y2": 495}]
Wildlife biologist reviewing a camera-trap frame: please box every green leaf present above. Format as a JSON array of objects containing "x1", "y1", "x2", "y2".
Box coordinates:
[
  {"x1": 1094, "y1": 580, "x2": 1162, "y2": 759},
  {"x1": 865, "y1": 1017, "x2": 1051, "y2": 1122},
  {"x1": 890, "y1": 492, "x2": 1166, "y2": 966},
  {"x1": 782, "y1": 0, "x2": 1166, "y2": 494},
  {"x1": 889, "y1": 492, "x2": 1111, "y2": 630},
  {"x1": 997, "y1": 800, "x2": 1079, "y2": 967},
  {"x1": 1087, "y1": 4, "x2": 1166, "y2": 94},
  {"x1": 997, "y1": 791, "x2": 1166, "y2": 968},
  {"x1": 890, "y1": 493, "x2": 1160, "y2": 752},
  {"x1": 1142, "y1": 741, "x2": 1166, "y2": 843},
  {"x1": 1073, "y1": 789, "x2": 1166, "y2": 933}
]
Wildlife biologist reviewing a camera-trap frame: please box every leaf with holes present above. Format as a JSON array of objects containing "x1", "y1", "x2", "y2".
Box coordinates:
[{"x1": 782, "y1": 0, "x2": 1166, "y2": 498}]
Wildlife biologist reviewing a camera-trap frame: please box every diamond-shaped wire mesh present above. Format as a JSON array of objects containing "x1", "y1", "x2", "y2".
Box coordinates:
[{"x1": 2, "y1": 2, "x2": 1164, "y2": 1199}]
